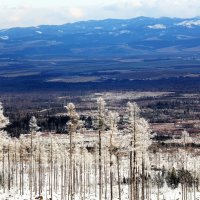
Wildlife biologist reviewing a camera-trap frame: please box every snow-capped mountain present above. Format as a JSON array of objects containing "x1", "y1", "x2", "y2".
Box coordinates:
[
  {"x1": 0, "y1": 16, "x2": 200, "y2": 57},
  {"x1": 176, "y1": 19, "x2": 200, "y2": 28}
]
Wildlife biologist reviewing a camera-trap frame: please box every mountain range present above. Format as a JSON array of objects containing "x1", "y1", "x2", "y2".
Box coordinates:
[{"x1": 1, "y1": 16, "x2": 200, "y2": 58}]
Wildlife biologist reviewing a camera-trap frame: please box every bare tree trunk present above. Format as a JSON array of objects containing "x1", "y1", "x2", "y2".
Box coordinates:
[
  {"x1": 146, "y1": 174, "x2": 149, "y2": 200},
  {"x1": 61, "y1": 162, "x2": 64, "y2": 200},
  {"x1": 94, "y1": 149, "x2": 97, "y2": 198},
  {"x1": 182, "y1": 184, "x2": 184, "y2": 200},
  {"x1": 69, "y1": 130, "x2": 73, "y2": 200},
  {"x1": 98, "y1": 130, "x2": 102, "y2": 200},
  {"x1": 73, "y1": 159, "x2": 76, "y2": 197},
  {"x1": 141, "y1": 156, "x2": 145, "y2": 200},
  {"x1": 136, "y1": 166, "x2": 139, "y2": 200},
  {"x1": 194, "y1": 176, "x2": 196, "y2": 200},
  {"x1": 84, "y1": 154, "x2": 86, "y2": 200},
  {"x1": 22, "y1": 150, "x2": 24, "y2": 195},
  {"x1": 64, "y1": 156, "x2": 67, "y2": 200},
  {"x1": 133, "y1": 109, "x2": 137, "y2": 200},
  {"x1": 30, "y1": 131, "x2": 33, "y2": 200},
  {"x1": 76, "y1": 163, "x2": 79, "y2": 196},
  {"x1": 104, "y1": 154, "x2": 107, "y2": 200},
  {"x1": 15, "y1": 141, "x2": 18, "y2": 190},
  {"x1": 7, "y1": 144, "x2": 10, "y2": 191},
  {"x1": 34, "y1": 153, "x2": 37, "y2": 196},
  {"x1": 117, "y1": 155, "x2": 121, "y2": 200},
  {"x1": 3, "y1": 146, "x2": 5, "y2": 193},
  {"x1": 129, "y1": 149, "x2": 133, "y2": 200},
  {"x1": 53, "y1": 159, "x2": 56, "y2": 192},
  {"x1": 48, "y1": 156, "x2": 51, "y2": 196},
  {"x1": 19, "y1": 146, "x2": 22, "y2": 195},
  {"x1": 157, "y1": 184, "x2": 160, "y2": 200},
  {"x1": 38, "y1": 146, "x2": 42, "y2": 196},
  {"x1": 50, "y1": 138, "x2": 53, "y2": 200},
  {"x1": 80, "y1": 150, "x2": 83, "y2": 200},
  {"x1": 88, "y1": 162, "x2": 91, "y2": 195},
  {"x1": 11, "y1": 152, "x2": 14, "y2": 189},
  {"x1": 110, "y1": 150, "x2": 113, "y2": 200}
]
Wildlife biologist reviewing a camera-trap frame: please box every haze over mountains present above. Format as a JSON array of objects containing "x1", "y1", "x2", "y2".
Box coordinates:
[
  {"x1": 1, "y1": 16, "x2": 200, "y2": 93},
  {"x1": 1, "y1": 16, "x2": 200, "y2": 58}
]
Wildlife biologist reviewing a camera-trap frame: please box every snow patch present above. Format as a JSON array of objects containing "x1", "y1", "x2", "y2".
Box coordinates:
[
  {"x1": 35, "y1": 31, "x2": 42, "y2": 34},
  {"x1": 85, "y1": 32, "x2": 93, "y2": 35},
  {"x1": 176, "y1": 35, "x2": 196, "y2": 40},
  {"x1": 94, "y1": 26, "x2": 102, "y2": 30},
  {"x1": 0, "y1": 36, "x2": 9, "y2": 40},
  {"x1": 119, "y1": 30, "x2": 131, "y2": 34},
  {"x1": 145, "y1": 37, "x2": 161, "y2": 41},
  {"x1": 75, "y1": 25, "x2": 85, "y2": 29},
  {"x1": 176, "y1": 20, "x2": 200, "y2": 28},
  {"x1": 147, "y1": 24, "x2": 166, "y2": 29},
  {"x1": 0, "y1": 29, "x2": 8, "y2": 33},
  {"x1": 121, "y1": 24, "x2": 127, "y2": 27}
]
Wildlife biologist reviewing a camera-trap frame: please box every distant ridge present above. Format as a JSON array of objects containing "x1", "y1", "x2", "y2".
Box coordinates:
[{"x1": 0, "y1": 17, "x2": 200, "y2": 58}]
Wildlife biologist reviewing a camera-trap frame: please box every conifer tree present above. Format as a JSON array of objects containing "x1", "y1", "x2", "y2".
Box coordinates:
[
  {"x1": 165, "y1": 167, "x2": 179, "y2": 189},
  {"x1": 0, "y1": 102, "x2": 9, "y2": 192},
  {"x1": 65, "y1": 103, "x2": 79, "y2": 200},
  {"x1": 0, "y1": 102, "x2": 9, "y2": 135}
]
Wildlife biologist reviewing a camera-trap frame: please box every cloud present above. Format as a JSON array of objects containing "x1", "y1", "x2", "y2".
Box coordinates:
[
  {"x1": 0, "y1": 0, "x2": 200, "y2": 28},
  {"x1": 130, "y1": 0, "x2": 143, "y2": 8},
  {"x1": 69, "y1": 7, "x2": 85, "y2": 19},
  {"x1": 139, "y1": 0, "x2": 200, "y2": 17}
]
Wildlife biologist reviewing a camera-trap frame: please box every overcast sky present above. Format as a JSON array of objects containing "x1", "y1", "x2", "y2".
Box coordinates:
[{"x1": 1, "y1": 0, "x2": 200, "y2": 28}]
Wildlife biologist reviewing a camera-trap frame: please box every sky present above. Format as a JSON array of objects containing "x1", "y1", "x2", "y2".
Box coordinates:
[{"x1": 0, "y1": 0, "x2": 200, "y2": 28}]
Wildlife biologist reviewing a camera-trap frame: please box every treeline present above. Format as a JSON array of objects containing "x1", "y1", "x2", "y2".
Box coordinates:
[
  {"x1": 1, "y1": 76, "x2": 200, "y2": 93},
  {"x1": 6, "y1": 115, "x2": 93, "y2": 137}
]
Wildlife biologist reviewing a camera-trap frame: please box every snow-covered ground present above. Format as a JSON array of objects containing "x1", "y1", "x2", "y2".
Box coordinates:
[{"x1": 1, "y1": 186, "x2": 200, "y2": 200}]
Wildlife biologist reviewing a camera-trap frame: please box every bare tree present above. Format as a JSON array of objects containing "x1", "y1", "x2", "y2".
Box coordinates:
[
  {"x1": 96, "y1": 97, "x2": 106, "y2": 200},
  {"x1": 107, "y1": 111, "x2": 119, "y2": 200},
  {"x1": 126, "y1": 102, "x2": 151, "y2": 200},
  {"x1": 29, "y1": 116, "x2": 40, "y2": 200}
]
